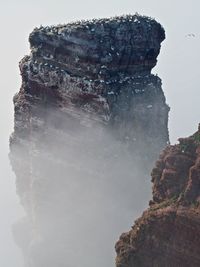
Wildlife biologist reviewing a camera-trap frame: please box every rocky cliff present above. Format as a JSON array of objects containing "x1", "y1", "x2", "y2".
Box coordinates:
[
  {"x1": 10, "y1": 14, "x2": 169, "y2": 267},
  {"x1": 116, "y1": 126, "x2": 200, "y2": 267}
]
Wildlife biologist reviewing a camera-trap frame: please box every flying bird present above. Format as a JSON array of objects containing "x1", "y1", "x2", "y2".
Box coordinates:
[{"x1": 185, "y1": 33, "x2": 196, "y2": 37}]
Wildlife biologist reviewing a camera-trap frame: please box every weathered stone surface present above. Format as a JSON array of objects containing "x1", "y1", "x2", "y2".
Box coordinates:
[
  {"x1": 10, "y1": 14, "x2": 168, "y2": 267},
  {"x1": 116, "y1": 126, "x2": 200, "y2": 267},
  {"x1": 29, "y1": 15, "x2": 165, "y2": 78}
]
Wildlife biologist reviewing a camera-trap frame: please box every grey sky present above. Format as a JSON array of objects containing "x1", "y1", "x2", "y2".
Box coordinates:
[{"x1": 0, "y1": 0, "x2": 199, "y2": 266}]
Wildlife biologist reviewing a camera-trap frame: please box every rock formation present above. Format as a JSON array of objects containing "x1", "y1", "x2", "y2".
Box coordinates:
[
  {"x1": 116, "y1": 126, "x2": 200, "y2": 267},
  {"x1": 10, "y1": 14, "x2": 169, "y2": 267}
]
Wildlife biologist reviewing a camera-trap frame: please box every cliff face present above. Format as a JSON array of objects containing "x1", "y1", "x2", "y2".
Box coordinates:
[
  {"x1": 10, "y1": 15, "x2": 169, "y2": 267},
  {"x1": 116, "y1": 127, "x2": 200, "y2": 267}
]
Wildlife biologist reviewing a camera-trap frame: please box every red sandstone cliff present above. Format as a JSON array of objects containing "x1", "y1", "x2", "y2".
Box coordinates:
[{"x1": 116, "y1": 126, "x2": 200, "y2": 267}]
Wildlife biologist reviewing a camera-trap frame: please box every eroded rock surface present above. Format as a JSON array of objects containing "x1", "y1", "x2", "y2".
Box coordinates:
[
  {"x1": 10, "y1": 14, "x2": 168, "y2": 267},
  {"x1": 116, "y1": 126, "x2": 200, "y2": 267}
]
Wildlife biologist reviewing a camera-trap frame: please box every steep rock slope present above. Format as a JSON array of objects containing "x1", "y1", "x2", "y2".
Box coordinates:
[
  {"x1": 10, "y1": 14, "x2": 169, "y2": 267},
  {"x1": 116, "y1": 126, "x2": 200, "y2": 267}
]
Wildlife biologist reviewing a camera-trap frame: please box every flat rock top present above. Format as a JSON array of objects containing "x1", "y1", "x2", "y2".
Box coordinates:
[
  {"x1": 29, "y1": 14, "x2": 165, "y2": 76},
  {"x1": 30, "y1": 14, "x2": 165, "y2": 42}
]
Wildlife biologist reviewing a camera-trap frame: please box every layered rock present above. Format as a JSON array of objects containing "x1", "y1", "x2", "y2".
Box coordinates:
[
  {"x1": 10, "y1": 14, "x2": 169, "y2": 267},
  {"x1": 116, "y1": 126, "x2": 200, "y2": 267}
]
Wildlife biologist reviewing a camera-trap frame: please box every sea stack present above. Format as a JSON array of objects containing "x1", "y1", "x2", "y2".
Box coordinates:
[{"x1": 10, "y1": 14, "x2": 169, "y2": 267}]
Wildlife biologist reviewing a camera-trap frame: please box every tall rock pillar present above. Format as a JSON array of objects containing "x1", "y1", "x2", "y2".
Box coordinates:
[{"x1": 10, "y1": 14, "x2": 169, "y2": 267}]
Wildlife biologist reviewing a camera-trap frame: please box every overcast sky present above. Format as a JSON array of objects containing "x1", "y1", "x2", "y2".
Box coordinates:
[{"x1": 0, "y1": 1, "x2": 200, "y2": 266}]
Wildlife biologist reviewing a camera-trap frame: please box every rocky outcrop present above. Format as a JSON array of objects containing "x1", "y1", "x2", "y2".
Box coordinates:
[
  {"x1": 116, "y1": 126, "x2": 200, "y2": 267},
  {"x1": 10, "y1": 14, "x2": 169, "y2": 267}
]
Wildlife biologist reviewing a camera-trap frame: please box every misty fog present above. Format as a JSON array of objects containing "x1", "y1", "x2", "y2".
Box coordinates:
[{"x1": 10, "y1": 107, "x2": 153, "y2": 266}]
